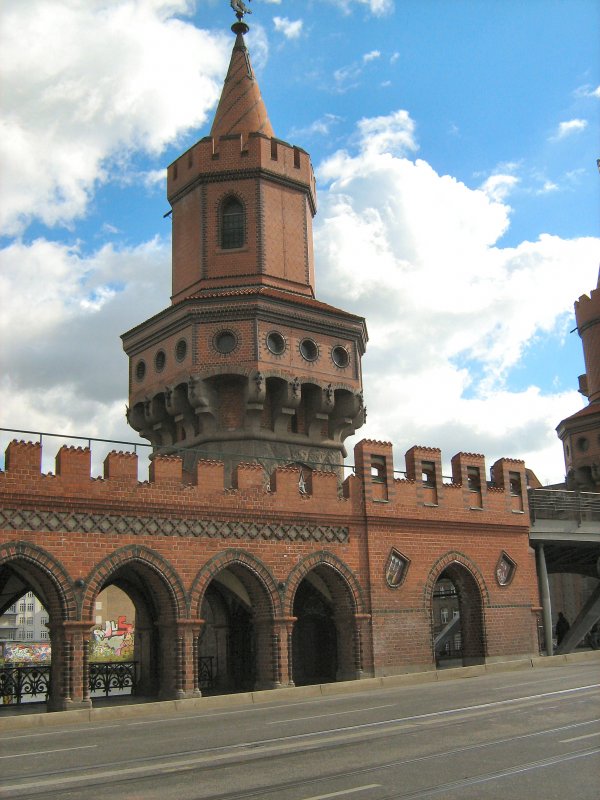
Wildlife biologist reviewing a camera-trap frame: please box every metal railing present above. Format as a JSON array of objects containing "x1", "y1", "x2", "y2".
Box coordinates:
[
  {"x1": 0, "y1": 426, "x2": 469, "y2": 483},
  {"x1": 0, "y1": 664, "x2": 51, "y2": 705},
  {"x1": 528, "y1": 488, "x2": 600, "y2": 525},
  {"x1": 198, "y1": 656, "x2": 214, "y2": 690},
  {"x1": 89, "y1": 661, "x2": 137, "y2": 697},
  {"x1": 0, "y1": 658, "x2": 218, "y2": 704}
]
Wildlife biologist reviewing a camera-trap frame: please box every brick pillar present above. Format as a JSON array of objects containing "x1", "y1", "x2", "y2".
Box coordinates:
[
  {"x1": 156, "y1": 621, "x2": 179, "y2": 700},
  {"x1": 334, "y1": 612, "x2": 359, "y2": 681},
  {"x1": 254, "y1": 616, "x2": 278, "y2": 690},
  {"x1": 353, "y1": 614, "x2": 371, "y2": 678},
  {"x1": 273, "y1": 617, "x2": 296, "y2": 687},
  {"x1": 133, "y1": 623, "x2": 155, "y2": 697},
  {"x1": 173, "y1": 619, "x2": 204, "y2": 697},
  {"x1": 47, "y1": 620, "x2": 94, "y2": 711}
]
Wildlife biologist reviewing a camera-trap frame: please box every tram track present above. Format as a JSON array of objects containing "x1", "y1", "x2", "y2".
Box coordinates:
[{"x1": 2, "y1": 691, "x2": 599, "y2": 798}]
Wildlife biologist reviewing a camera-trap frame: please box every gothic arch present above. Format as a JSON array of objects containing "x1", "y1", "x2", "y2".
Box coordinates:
[
  {"x1": 81, "y1": 545, "x2": 187, "y2": 620},
  {"x1": 189, "y1": 548, "x2": 282, "y2": 618},
  {"x1": 283, "y1": 551, "x2": 366, "y2": 617},
  {"x1": 0, "y1": 540, "x2": 76, "y2": 620},
  {"x1": 423, "y1": 550, "x2": 490, "y2": 608},
  {"x1": 425, "y1": 550, "x2": 488, "y2": 666}
]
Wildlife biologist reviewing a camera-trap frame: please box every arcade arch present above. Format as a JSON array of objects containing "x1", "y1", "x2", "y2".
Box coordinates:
[
  {"x1": 83, "y1": 546, "x2": 186, "y2": 701},
  {"x1": 191, "y1": 551, "x2": 280, "y2": 693},
  {"x1": 0, "y1": 542, "x2": 76, "y2": 709},
  {"x1": 287, "y1": 554, "x2": 366, "y2": 685},
  {"x1": 427, "y1": 556, "x2": 487, "y2": 667}
]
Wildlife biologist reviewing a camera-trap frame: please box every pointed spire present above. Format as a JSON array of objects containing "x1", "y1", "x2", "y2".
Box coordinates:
[{"x1": 210, "y1": 24, "x2": 274, "y2": 140}]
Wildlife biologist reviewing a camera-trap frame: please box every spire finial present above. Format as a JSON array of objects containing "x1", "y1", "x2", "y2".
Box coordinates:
[
  {"x1": 230, "y1": 0, "x2": 251, "y2": 35},
  {"x1": 231, "y1": 0, "x2": 251, "y2": 26}
]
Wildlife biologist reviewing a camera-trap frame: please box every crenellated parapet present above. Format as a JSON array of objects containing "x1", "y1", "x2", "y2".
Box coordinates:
[
  {"x1": 0, "y1": 438, "x2": 529, "y2": 523},
  {"x1": 168, "y1": 133, "x2": 316, "y2": 215},
  {"x1": 352, "y1": 440, "x2": 529, "y2": 522}
]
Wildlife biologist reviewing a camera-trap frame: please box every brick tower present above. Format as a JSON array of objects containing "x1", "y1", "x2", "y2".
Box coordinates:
[
  {"x1": 556, "y1": 269, "x2": 600, "y2": 490},
  {"x1": 122, "y1": 13, "x2": 367, "y2": 482}
]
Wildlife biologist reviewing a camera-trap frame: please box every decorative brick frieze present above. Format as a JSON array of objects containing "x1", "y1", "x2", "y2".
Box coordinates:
[{"x1": 0, "y1": 507, "x2": 349, "y2": 543}]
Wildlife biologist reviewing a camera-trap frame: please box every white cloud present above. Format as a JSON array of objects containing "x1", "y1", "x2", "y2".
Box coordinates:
[
  {"x1": 328, "y1": 0, "x2": 394, "y2": 15},
  {"x1": 575, "y1": 84, "x2": 600, "y2": 99},
  {"x1": 273, "y1": 16, "x2": 303, "y2": 39},
  {"x1": 551, "y1": 118, "x2": 588, "y2": 141},
  {"x1": 0, "y1": 235, "x2": 170, "y2": 446},
  {"x1": 479, "y1": 174, "x2": 519, "y2": 202},
  {"x1": 356, "y1": 109, "x2": 417, "y2": 157},
  {"x1": 0, "y1": 0, "x2": 229, "y2": 235},
  {"x1": 288, "y1": 114, "x2": 343, "y2": 140},
  {"x1": 536, "y1": 180, "x2": 559, "y2": 195},
  {"x1": 314, "y1": 111, "x2": 598, "y2": 482},
  {"x1": 363, "y1": 50, "x2": 381, "y2": 63}
]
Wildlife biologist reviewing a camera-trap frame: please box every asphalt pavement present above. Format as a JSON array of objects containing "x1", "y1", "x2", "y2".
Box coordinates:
[{"x1": 1, "y1": 654, "x2": 599, "y2": 800}]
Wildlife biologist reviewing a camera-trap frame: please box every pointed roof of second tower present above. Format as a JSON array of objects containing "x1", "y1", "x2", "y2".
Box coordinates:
[{"x1": 210, "y1": 22, "x2": 274, "y2": 141}]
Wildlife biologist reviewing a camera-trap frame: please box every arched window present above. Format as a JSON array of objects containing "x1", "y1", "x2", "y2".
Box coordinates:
[{"x1": 221, "y1": 197, "x2": 245, "y2": 249}]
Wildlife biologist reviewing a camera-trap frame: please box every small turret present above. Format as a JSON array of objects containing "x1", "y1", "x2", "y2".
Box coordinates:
[
  {"x1": 557, "y1": 268, "x2": 600, "y2": 490},
  {"x1": 122, "y1": 8, "x2": 367, "y2": 485}
]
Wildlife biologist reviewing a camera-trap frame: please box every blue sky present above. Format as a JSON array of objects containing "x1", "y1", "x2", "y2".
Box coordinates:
[{"x1": 1, "y1": 0, "x2": 598, "y2": 484}]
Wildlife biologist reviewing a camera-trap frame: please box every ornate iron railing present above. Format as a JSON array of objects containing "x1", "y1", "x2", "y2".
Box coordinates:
[
  {"x1": 529, "y1": 488, "x2": 600, "y2": 525},
  {"x1": 0, "y1": 658, "x2": 216, "y2": 705},
  {"x1": 89, "y1": 661, "x2": 137, "y2": 697},
  {"x1": 199, "y1": 656, "x2": 214, "y2": 690},
  {"x1": 0, "y1": 664, "x2": 50, "y2": 705}
]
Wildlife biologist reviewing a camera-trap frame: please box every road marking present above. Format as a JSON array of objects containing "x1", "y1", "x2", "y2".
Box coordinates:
[
  {"x1": 0, "y1": 724, "x2": 122, "y2": 741},
  {"x1": 0, "y1": 744, "x2": 96, "y2": 760},
  {"x1": 269, "y1": 704, "x2": 395, "y2": 724},
  {"x1": 400, "y1": 747, "x2": 600, "y2": 798},
  {"x1": 262, "y1": 683, "x2": 600, "y2": 742},
  {"x1": 299, "y1": 785, "x2": 380, "y2": 800},
  {"x1": 560, "y1": 730, "x2": 600, "y2": 743}
]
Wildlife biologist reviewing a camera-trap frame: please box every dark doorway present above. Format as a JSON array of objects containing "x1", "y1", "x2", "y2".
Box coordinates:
[
  {"x1": 432, "y1": 564, "x2": 485, "y2": 667},
  {"x1": 200, "y1": 582, "x2": 256, "y2": 693},
  {"x1": 292, "y1": 580, "x2": 337, "y2": 685}
]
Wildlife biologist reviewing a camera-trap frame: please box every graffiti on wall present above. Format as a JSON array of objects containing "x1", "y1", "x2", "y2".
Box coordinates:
[
  {"x1": 90, "y1": 616, "x2": 134, "y2": 661},
  {"x1": 2, "y1": 642, "x2": 51, "y2": 664}
]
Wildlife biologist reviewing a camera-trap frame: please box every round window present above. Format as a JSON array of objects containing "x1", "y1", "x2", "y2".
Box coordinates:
[
  {"x1": 266, "y1": 331, "x2": 286, "y2": 355},
  {"x1": 215, "y1": 330, "x2": 237, "y2": 354},
  {"x1": 135, "y1": 360, "x2": 146, "y2": 381},
  {"x1": 155, "y1": 350, "x2": 166, "y2": 372},
  {"x1": 299, "y1": 338, "x2": 319, "y2": 362},
  {"x1": 175, "y1": 339, "x2": 187, "y2": 362},
  {"x1": 332, "y1": 345, "x2": 349, "y2": 368}
]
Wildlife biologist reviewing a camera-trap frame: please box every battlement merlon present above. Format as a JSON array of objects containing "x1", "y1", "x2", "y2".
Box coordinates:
[
  {"x1": 167, "y1": 133, "x2": 317, "y2": 215},
  {"x1": 575, "y1": 286, "x2": 600, "y2": 331},
  {"x1": 1, "y1": 439, "x2": 529, "y2": 518}
]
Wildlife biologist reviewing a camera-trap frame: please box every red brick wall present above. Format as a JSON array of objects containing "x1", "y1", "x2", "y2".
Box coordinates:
[{"x1": 0, "y1": 437, "x2": 539, "y2": 688}]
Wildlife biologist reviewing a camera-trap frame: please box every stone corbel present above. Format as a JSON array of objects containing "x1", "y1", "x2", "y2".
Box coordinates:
[
  {"x1": 126, "y1": 403, "x2": 152, "y2": 439},
  {"x1": 329, "y1": 390, "x2": 365, "y2": 442},
  {"x1": 272, "y1": 377, "x2": 302, "y2": 435},
  {"x1": 306, "y1": 383, "x2": 335, "y2": 439},
  {"x1": 165, "y1": 384, "x2": 197, "y2": 440},
  {"x1": 187, "y1": 375, "x2": 217, "y2": 434},
  {"x1": 143, "y1": 393, "x2": 176, "y2": 446},
  {"x1": 244, "y1": 370, "x2": 266, "y2": 432}
]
